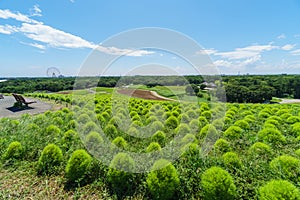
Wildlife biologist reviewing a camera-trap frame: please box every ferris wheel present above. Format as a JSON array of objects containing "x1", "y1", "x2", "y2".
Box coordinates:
[{"x1": 47, "y1": 67, "x2": 61, "y2": 78}]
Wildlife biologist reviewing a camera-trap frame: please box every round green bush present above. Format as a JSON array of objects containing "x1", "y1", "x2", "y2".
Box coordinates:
[
  {"x1": 37, "y1": 144, "x2": 63, "y2": 175},
  {"x1": 165, "y1": 116, "x2": 179, "y2": 129},
  {"x1": 198, "y1": 124, "x2": 218, "y2": 139},
  {"x1": 85, "y1": 131, "x2": 103, "y2": 150},
  {"x1": 270, "y1": 155, "x2": 300, "y2": 179},
  {"x1": 175, "y1": 123, "x2": 191, "y2": 135},
  {"x1": 104, "y1": 124, "x2": 118, "y2": 137},
  {"x1": 212, "y1": 118, "x2": 224, "y2": 130},
  {"x1": 181, "y1": 143, "x2": 200, "y2": 156},
  {"x1": 149, "y1": 121, "x2": 164, "y2": 133},
  {"x1": 258, "y1": 180, "x2": 300, "y2": 200},
  {"x1": 234, "y1": 120, "x2": 250, "y2": 130},
  {"x1": 201, "y1": 166, "x2": 237, "y2": 200},
  {"x1": 224, "y1": 125, "x2": 243, "y2": 139},
  {"x1": 45, "y1": 125, "x2": 61, "y2": 136},
  {"x1": 248, "y1": 142, "x2": 271, "y2": 156},
  {"x1": 65, "y1": 149, "x2": 92, "y2": 184},
  {"x1": 151, "y1": 131, "x2": 166, "y2": 146},
  {"x1": 181, "y1": 133, "x2": 197, "y2": 145},
  {"x1": 292, "y1": 123, "x2": 300, "y2": 137},
  {"x1": 287, "y1": 116, "x2": 300, "y2": 124},
  {"x1": 147, "y1": 159, "x2": 179, "y2": 200},
  {"x1": 201, "y1": 111, "x2": 212, "y2": 120},
  {"x1": 108, "y1": 153, "x2": 135, "y2": 195},
  {"x1": 77, "y1": 114, "x2": 91, "y2": 124},
  {"x1": 214, "y1": 138, "x2": 231, "y2": 153},
  {"x1": 146, "y1": 142, "x2": 162, "y2": 153},
  {"x1": 82, "y1": 121, "x2": 99, "y2": 135},
  {"x1": 189, "y1": 119, "x2": 200, "y2": 133},
  {"x1": 222, "y1": 152, "x2": 242, "y2": 169},
  {"x1": 198, "y1": 116, "x2": 208, "y2": 128},
  {"x1": 258, "y1": 128, "x2": 286, "y2": 145},
  {"x1": 112, "y1": 136, "x2": 127, "y2": 149},
  {"x1": 2, "y1": 141, "x2": 23, "y2": 161}
]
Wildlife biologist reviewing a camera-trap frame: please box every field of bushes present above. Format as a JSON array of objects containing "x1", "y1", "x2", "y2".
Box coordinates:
[{"x1": 1, "y1": 91, "x2": 300, "y2": 199}]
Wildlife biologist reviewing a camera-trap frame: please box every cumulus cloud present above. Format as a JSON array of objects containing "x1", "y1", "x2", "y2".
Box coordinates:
[
  {"x1": 0, "y1": 25, "x2": 18, "y2": 34},
  {"x1": 215, "y1": 44, "x2": 278, "y2": 60},
  {"x1": 277, "y1": 34, "x2": 286, "y2": 39},
  {"x1": 282, "y1": 44, "x2": 296, "y2": 51},
  {"x1": 291, "y1": 49, "x2": 300, "y2": 56},
  {"x1": 0, "y1": 8, "x2": 153, "y2": 56},
  {"x1": 30, "y1": 5, "x2": 42, "y2": 17}
]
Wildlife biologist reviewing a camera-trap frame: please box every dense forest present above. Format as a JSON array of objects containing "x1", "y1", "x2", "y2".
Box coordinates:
[{"x1": 1, "y1": 75, "x2": 300, "y2": 103}]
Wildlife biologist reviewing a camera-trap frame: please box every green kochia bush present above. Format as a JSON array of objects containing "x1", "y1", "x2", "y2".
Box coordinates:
[
  {"x1": 2, "y1": 141, "x2": 23, "y2": 161},
  {"x1": 222, "y1": 152, "x2": 242, "y2": 169},
  {"x1": 165, "y1": 116, "x2": 179, "y2": 129},
  {"x1": 258, "y1": 128, "x2": 286, "y2": 145},
  {"x1": 214, "y1": 138, "x2": 231, "y2": 153},
  {"x1": 146, "y1": 142, "x2": 161, "y2": 153},
  {"x1": 201, "y1": 166, "x2": 237, "y2": 200},
  {"x1": 108, "y1": 153, "x2": 135, "y2": 195},
  {"x1": 224, "y1": 125, "x2": 243, "y2": 139},
  {"x1": 248, "y1": 142, "x2": 271, "y2": 156},
  {"x1": 85, "y1": 131, "x2": 103, "y2": 150},
  {"x1": 258, "y1": 180, "x2": 300, "y2": 200},
  {"x1": 37, "y1": 144, "x2": 63, "y2": 175},
  {"x1": 269, "y1": 155, "x2": 300, "y2": 180},
  {"x1": 147, "y1": 159, "x2": 179, "y2": 200},
  {"x1": 112, "y1": 136, "x2": 127, "y2": 150},
  {"x1": 65, "y1": 149, "x2": 92, "y2": 184},
  {"x1": 198, "y1": 124, "x2": 218, "y2": 139},
  {"x1": 151, "y1": 131, "x2": 166, "y2": 146}
]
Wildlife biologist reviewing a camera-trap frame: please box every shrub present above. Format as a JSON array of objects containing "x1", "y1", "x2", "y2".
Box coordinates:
[
  {"x1": 189, "y1": 119, "x2": 200, "y2": 133},
  {"x1": 224, "y1": 126, "x2": 243, "y2": 139},
  {"x1": 258, "y1": 180, "x2": 300, "y2": 200},
  {"x1": 287, "y1": 116, "x2": 300, "y2": 124},
  {"x1": 37, "y1": 144, "x2": 63, "y2": 175},
  {"x1": 201, "y1": 166, "x2": 237, "y2": 200},
  {"x1": 165, "y1": 116, "x2": 179, "y2": 129},
  {"x1": 65, "y1": 149, "x2": 92, "y2": 184},
  {"x1": 146, "y1": 142, "x2": 162, "y2": 153},
  {"x1": 212, "y1": 118, "x2": 224, "y2": 130},
  {"x1": 234, "y1": 120, "x2": 250, "y2": 130},
  {"x1": 270, "y1": 155, "x2": 300, "y2": 179},
  {"x1": 201, "y1": 111, "x2": 212, "y2": 120},
  {"x1": 82, "y1": 121, "x2": 99, "y2": 135},
  {"x1": 181, "y1": 133, "x2": 197, "y2": 145},
  {"x1": 248, "y1": 142, "x2": 271, "y2": 156},
  {"x1": 108, "y1": 153, "x2": 135, "y2": 195},
  {"x1": 214, "y1": 138, "x2": 231, "y2": 153},
  {"x1": 112, "y1": 136, "x2": 127, "y2": 149},
  {"x1": 198, "y1": 116, "x2": 208, "y2": 128},
  {"x1": 222, "y1": 152, "x2": 242, "y2": 169},
  {"x1": 45, "y1": 125, "x2": 61, "y2": 136},
  {"x1": 175, "y1": 123, "x2": 191, "y2": 135},
  {"x1": 151, "y1": 131, "x2": 166, "y2": 146},
  {"x1": 104, "y1": 124, "x2": 118, "y2": 137},
  {"x1": 181, "y1": 143, "x2": 200, "y2": 156},
  {"x1": 149, "y1": 121, "x2": 164, "y2": 133},
  {"x1": 198, "y1": 124, "x2": 218, "y2": 139},
  {"x1": 292, "y1": 123, "x2": 300, "y2": 137},
  {"x1": 77, "y1": 114, "x2": 90, "y2": 124},
  {"x1": 2, "y1": 141, "x2": 23, "y2": 161},
  {"x1": 179, "y1": 113, "x2": 190, "y2": 124},
  {"x1": 258, "y1": 128, "x2": 286, "y2": 145},
  {"x1": 147, "y1": 159, "x2": 179, "y2": 200},
  {"x1": 85, "y1": 131, "x2": 103, "y2": 150}
]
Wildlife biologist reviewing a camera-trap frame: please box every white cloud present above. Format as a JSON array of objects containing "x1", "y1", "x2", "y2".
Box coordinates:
[
  {"x1": 0, "y1": 8, "x2": 153, "y2": 56},
  {"x1": 215, "y1": 44, "x2": 278, "y2": 60},
  {"x1": 70, "y1": 0, "x2": 75, "y2": 2},
  {"x1": 196, "y1": 48, "x2": 217, "y2": 55},
  {"x1": 19, "y1": 23, "x2": 97, "y2": 49},
  {"x1": 277, "y1": 34, "x2": 286, "y2": 39},
  {"x1": 0, "y1": 25, "x2": 18, "y2": 34},
  {"x1": 282, "y1": 44, "x2": 296, "y2": 51},
  {"x1": 295, "y1": 34, "x2": 300, "y2": 38},
  {"x1": 214, "y1": 60, "x2": 233, "y2": 68},
  {"x1": 29, "y1": 43, "x2": 46, "y2": 50},
  {"x1": 30, "y1": 5, "x2": 42, "y2": 17},
  {"x1": 291, "y1": 49, "x2": 300, "y2": 56},
  {"x1": 0, "y1": 9, "x2": 39, "y2": 24}
]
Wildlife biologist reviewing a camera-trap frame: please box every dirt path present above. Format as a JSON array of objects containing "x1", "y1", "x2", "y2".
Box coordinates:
[
  {"x1": 0, "y1": 96, "x2": 52, "y2": 118},
  {"x1": 117, "y1": 89, "x2": 175, "y2": 101},
  {"x1": 279, "y1": 98, "x2": 300, "y2": 104}
]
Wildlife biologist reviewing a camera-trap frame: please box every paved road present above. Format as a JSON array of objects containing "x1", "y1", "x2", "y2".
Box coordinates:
[{"x1": 0, "y1": 96, "x2": 52, "y2": 118}]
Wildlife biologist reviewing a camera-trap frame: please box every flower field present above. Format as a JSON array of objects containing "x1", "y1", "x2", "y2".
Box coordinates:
[{"x1": 1, "y1": 91, "x2": 300, "y2": 199}]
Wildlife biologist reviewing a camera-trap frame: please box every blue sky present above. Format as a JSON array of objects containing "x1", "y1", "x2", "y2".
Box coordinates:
[{"x1": 1, "y1": 0, "x2": 300, "y2": 77}]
